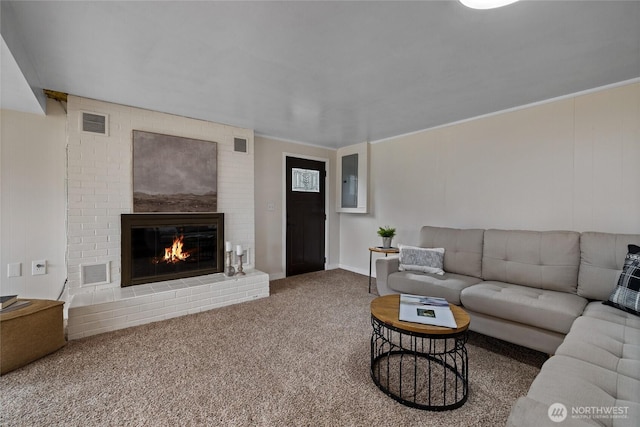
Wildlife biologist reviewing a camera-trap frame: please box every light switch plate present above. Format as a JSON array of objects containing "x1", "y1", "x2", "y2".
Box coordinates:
[{"x1": 8, "y1": 263, "x2": 21, "y2": 277}]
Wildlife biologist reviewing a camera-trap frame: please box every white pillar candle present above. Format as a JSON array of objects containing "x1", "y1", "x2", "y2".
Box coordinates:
[
  {"x1": 236, "y1": 245, "x2": 243, "y2": 256},
  {"x1": 225, "y1": 241, "x2": 232, "y2": 252}
]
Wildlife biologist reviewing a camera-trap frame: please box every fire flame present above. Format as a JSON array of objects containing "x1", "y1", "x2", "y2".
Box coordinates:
[{"x1": 154, "y1": 235, "x2": 191, "y2": 264}]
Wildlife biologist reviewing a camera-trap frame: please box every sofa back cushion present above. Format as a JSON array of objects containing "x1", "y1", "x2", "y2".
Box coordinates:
[
  {"x1": 578, "y1": 232, "x2": 640, "y2": 300},
  {"x1": 419, "y1": 226, "x2": 484, "y2": 278},
  {"x1": 482, "y1": 229, "x2": 580, "y2": 293}
]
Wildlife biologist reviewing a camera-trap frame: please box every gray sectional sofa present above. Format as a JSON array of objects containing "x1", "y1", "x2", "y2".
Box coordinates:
[{"x1": 375, "y1": 226, "x2": 640, "y2": 426}]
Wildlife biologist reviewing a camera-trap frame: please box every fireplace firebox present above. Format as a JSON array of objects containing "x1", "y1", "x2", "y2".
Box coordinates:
[{"x1": 121, "y1": 213, "x2": 224, "y2": 286}]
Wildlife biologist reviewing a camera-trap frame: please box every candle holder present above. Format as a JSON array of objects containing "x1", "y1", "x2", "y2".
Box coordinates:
[
  {"x1": 236, "y1": 253, "x2": 246, "y2": 276},
  {"x1": 225, "y1": 251, "x2": 236, "y2": 277}
]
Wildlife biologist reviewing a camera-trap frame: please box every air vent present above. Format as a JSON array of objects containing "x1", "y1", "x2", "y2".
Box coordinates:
[
  {"x1": 81, "y1": 111, "x2": 108, "y2": 135},
  {"x1": 234, "y1": 137, "x2": 248, "y2": 153},
  {"x1": 81, "y1": 262, "x2": 111, "y2": 286}
]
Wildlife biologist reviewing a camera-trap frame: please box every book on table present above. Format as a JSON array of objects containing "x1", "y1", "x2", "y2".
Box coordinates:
[
  {"x1": 0, "y1": 295, "x2": 18, "y2": 309},
  {"x1": 399, "y1": 294, "x2": 458, "y2": 328},
  {"x1": 0, "y1": 300, "x2": 31, "y2": 313}
]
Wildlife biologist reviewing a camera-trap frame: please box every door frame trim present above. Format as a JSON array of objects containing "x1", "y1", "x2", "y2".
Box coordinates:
[{"x1": 282, "y1": 153, "x2": 330, "y2": 277}]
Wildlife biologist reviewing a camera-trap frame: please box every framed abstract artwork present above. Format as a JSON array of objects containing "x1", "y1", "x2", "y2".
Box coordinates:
[{"x1": 132, "y1": 130, "x2": 217, "y2": 212}]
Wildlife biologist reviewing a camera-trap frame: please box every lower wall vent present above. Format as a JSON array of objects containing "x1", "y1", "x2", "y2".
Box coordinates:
[{"x1": 81, "y1": 262, "x2": 111, "y2": 286}]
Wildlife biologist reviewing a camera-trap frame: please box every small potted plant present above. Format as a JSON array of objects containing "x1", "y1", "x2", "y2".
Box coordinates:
[{"x1": 377, "y1": 226, "x2": 396, "y2": 248}]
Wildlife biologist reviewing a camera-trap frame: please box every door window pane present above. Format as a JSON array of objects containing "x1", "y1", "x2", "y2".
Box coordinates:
[{"x1": 292, "y1": 168, "x2": 320, "y2": 192}]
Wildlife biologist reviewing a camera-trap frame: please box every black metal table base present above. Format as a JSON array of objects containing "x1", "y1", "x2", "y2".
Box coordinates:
[{"x1": 370, "y1": 315, "x2": 469, "y2": 411}]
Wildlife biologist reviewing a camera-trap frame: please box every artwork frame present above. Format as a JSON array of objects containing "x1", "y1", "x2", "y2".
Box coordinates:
[{"x1": 132, "y1": 130, "x2": 217, "y2": 212}]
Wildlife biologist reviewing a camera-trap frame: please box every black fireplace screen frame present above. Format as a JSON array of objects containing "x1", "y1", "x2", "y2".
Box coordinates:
[{"x1": 121, "y1": 213, "x2": 224, "y2": 287}]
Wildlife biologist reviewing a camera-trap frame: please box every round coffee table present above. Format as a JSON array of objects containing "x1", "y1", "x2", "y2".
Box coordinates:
[{"x1": 370, "y1": 294, "x2": 470, "y2": 411}]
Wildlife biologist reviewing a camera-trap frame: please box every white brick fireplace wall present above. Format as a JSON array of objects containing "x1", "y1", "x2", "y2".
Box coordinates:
[{"x1": 65, "y1": 96, "x2": 267, "y2": 338}]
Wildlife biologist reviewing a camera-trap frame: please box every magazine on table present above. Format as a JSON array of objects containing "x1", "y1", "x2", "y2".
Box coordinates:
[{"x1": 399, "y1": 294, "x2": 457, "y2": 328}]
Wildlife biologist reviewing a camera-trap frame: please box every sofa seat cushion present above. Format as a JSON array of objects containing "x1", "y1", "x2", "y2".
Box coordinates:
[
  {"x1": 582, "y1": 301, "x2": 640, "y2": 329},
  {"x1": 556, "y1": 316, "x2": 640, "y2": 380},
  {"x1": 460, "y1": 281, "x2": 587, "y2": 334},
  {"x1": 388, "y1": 271, "x2": 481, "y2": 305},
  {"x1": 525, "y1": 355, "x2": 640, "y2": 425},
  {"x1": 555, "y1": 316, "x2": 640, "y2": 380}
]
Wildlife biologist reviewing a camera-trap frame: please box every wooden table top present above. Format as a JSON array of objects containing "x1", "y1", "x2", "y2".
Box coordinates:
[
  {"x1": 0, "y1": 299, "x2": 64, "y2": 321},
  {"x1": 371, "y1": 294, "x2": 470, "y2": 335},
  {"x1": 369, "y1": 246, "x2": 399, "y2": 254}
]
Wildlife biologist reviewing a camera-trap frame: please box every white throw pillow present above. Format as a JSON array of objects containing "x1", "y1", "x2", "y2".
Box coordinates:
[{"x1": 398, "y1": 245, "x2": 445, "y2": 275}]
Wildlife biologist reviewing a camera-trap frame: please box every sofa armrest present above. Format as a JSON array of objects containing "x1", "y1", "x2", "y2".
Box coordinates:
[{"x1": 375, "y1": 257, "x2": 400, "y2": 296}]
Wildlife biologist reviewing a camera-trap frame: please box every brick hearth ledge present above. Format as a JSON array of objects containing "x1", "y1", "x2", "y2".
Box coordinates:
[{"x1": 67, "y1": 269, "x2": 269, "y2": 340}]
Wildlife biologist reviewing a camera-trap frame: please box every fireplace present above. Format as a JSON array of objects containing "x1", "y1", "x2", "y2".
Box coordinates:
[{"x1": 121, "y1": 213, "x2": 224, "y2": 286}]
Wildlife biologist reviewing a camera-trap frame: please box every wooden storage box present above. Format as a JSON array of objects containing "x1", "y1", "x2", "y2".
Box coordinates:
[{"x1": 1, "y1": 299, "x2": 66, "y2": 375}]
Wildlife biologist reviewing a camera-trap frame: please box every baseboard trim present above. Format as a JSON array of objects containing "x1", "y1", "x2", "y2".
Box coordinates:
[
  {"x1": 268, "y1": 264, "x2": 341, "y2": 281},
  {"x1": 338, "y1": 264, "x2": 369, "y2": 277},
  {"x1": 268, "y1": 272, "x2": 286, "y2": 281}
]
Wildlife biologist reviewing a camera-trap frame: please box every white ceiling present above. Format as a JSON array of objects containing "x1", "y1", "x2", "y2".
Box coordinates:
[{"x1": 2, "y1": 1, "x2": 639, "y2": 148}]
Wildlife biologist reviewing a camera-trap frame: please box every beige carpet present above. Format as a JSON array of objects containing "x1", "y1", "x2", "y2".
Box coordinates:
[{"x1": 0, "y1": 269, "x2": 546, "y2": 426}]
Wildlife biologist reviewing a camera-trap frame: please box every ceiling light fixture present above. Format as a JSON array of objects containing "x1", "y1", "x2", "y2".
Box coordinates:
[{"x1": 460, "y1": 0, "x2": 520, "y2": 9}]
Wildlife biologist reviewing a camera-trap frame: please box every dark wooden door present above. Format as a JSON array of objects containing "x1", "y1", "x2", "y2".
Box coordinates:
[{"x1": 286, "y1": 157, "x2": 326, "y2": 277}]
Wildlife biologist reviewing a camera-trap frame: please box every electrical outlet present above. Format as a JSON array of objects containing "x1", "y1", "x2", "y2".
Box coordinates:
[{"x1": 32, "y1": 260, "x2": 47, "y2": 275}]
